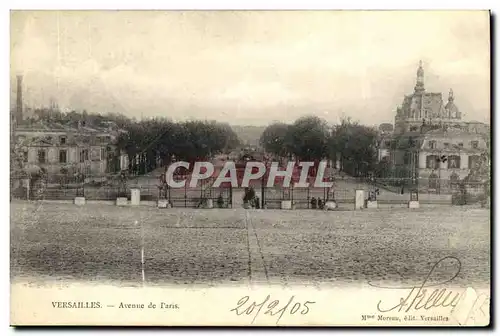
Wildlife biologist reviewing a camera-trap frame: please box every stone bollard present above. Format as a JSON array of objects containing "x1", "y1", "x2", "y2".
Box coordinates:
[
  {"x1": 281, "y1": 200, "x2": 292, "y2": 210},
  {"x1": 130, "y1": 188, "x2": 140, "y2": 206},
  {"x1": 408, "y1": 200, "x2": 420, "y2": 209},
  {"x1": 74, "y1": 197, "x2": 86, "y2": 205},
  {"x1": 355, "y1": 190, "x2": 364, "y2": 210},
  {"x1": 206, "y1": 199, "x2": 214, "y2": 209},
  {"x1": 116, "y1": 197, "x2": 128, "y2": 206},
  {"x1": 157, "y1": 199, "x2": 170, "y2": 208}
]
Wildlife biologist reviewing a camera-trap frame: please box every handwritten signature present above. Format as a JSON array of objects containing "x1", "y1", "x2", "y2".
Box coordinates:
[
  {"x1": 370, "y1": 256, "x2": 463, "y2": 313},
  {"x1": 230, "y1": 295, "x2": 315, "y2": 324}
]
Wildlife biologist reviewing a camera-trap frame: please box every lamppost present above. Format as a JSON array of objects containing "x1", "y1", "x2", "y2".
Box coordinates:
[
  {"x1": 119, "y1": 170, "x2": 127, "y2": 198},
  {"x1": 327, "y1": 175, "x2": 336, "y2": 202},
  {"x1": 436, "y1": 154, "x2": 448, "y2": 194},
  {"x1": 411, "y1": 150, "x2": 419, "y2": 201},
  {"x1": 368, "y1": 175, "x2": 379, "y2": 202},
  {"x1": 75, "y1": 171, "x2": 85, "y2": 197},
  {"x1": 165, "y1": 153, "x2": 177, "y2": 199},
  {"x1": 261, "y1": 155, "x2": 270, "y2": 209}
]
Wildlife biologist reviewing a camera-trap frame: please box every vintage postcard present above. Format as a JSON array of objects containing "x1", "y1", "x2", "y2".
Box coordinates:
[{"x1": 10, "y1": 10, "x2": 491, "y2": 326}]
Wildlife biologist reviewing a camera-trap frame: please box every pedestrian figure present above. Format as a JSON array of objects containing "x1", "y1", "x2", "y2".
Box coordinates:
[
  {"x1": 318, "y1": 198, "x2": 324, "y2": 210},
  {"x1": 255, "y1": 196, "x2": 260, "y2": 209},
  {"x1": 311, "y1": 197, "x2": 317, "y2": 209},
  {"x1": 217, "y1": 194, "x2": 224, "y2": 208}
]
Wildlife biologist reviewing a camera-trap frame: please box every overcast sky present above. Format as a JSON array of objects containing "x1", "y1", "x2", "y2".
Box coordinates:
[{"x1": 10, "y1": 10, "x2": 490, "y2": 126}]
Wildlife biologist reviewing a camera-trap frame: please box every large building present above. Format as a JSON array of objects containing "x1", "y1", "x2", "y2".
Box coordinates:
[
  {"x1": 378, "y1": 61, "x2": 490, "y2": 191},
  {"x1": 14, "y1": 120, "x2": 125, "y2": 176},
  {"x1": 10, "y1": 75, "x2": 128, "y2": 177}
]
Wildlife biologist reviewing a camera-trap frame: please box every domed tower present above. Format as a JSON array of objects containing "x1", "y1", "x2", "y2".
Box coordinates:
[
  {"x1": 444, "y1": 88, "x2": 461, "y2": 119},
  {"x1": 414, "y1": 60, "x2": 425, "y2": 93}
]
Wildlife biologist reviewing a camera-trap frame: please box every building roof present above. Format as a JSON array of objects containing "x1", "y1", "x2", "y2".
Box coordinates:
[
  {"x1": 396, "y1": 63, "x2": 461, "y2": 121},
  {"x1": 16, "y1": 120, "x2": 70, "y2": 131},
  {"x1": 16, "y1": 120, "x2": 124, "y2": 135},
  {"x1": 444, "y1": 101, "x2": 459, "y2": 115}
]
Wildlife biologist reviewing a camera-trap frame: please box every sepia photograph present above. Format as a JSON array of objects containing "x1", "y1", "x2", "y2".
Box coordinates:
[{"x1": 9, "y1": 10, "x2": 491, "y2": 326}]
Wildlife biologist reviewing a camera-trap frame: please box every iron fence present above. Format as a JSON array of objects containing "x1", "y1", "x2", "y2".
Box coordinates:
[
  {"x1": 161, "y1": 176, "x2": 232, "y2": 208},
  {"x1": 262, "y1": 187, "x2": 331, "y2": 209},
  {"x1": 10, "y1": 173, "x2": 488, "y2": 208},
  {"x1": 258, "y1": 176, "x2": 489, "y2": 208}
]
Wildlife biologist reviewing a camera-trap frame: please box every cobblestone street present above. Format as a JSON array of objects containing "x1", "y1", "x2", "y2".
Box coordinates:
[{"x1": 10, "y1": 201, "x2": 490, "y2": 288}]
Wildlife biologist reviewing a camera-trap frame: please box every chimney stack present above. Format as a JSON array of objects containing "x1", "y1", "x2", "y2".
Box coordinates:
[{"x1": 16, "y1": 75, "x2": 23, "y2": 123}]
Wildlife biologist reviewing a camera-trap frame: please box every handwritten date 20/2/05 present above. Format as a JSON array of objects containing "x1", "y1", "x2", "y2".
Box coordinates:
[{"x1": 231, "y1": 295, "x2": 315, "y2": 324}]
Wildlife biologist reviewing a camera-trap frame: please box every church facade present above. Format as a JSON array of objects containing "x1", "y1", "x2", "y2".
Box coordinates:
[
  {"x1": 378, "y1": 61, "x2": 489, "y2": 192},
  {"x1": 393, "y1": 61, "x2": 463, "y2": 134}
]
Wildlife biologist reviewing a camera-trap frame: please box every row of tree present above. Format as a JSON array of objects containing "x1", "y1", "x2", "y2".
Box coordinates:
[
  {"x1": 259, "y1": 116, "x2": 379, "y2": 177},
  {"x1": 116, "y1": 118, "x2": 241, "y2": 174}
]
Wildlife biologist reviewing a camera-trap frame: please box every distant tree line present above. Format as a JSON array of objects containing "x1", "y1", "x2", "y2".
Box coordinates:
[{"x1": 259, "y1": 115, "x2": 379, "y2": 177}]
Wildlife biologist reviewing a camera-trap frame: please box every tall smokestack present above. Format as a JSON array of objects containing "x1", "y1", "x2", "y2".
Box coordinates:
[{"x1": 16, "y1": 75, "x2": 23, "y2": 123}]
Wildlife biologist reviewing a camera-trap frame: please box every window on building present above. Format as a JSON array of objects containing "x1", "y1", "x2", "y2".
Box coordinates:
[
  {"x1": 100, "y1": 148, "x2": 106, "y2": 161},
  {"x1": 38, "y1": 150, "x2": 46, "y2": 164},
  {"x1": 60, "y1": 136, "x2": 66, "y2": 145},
  {"x1": 448, "y1": 155, "x2": 460, "y2": 169},
  {"x1": 471, "y1": 141, "x2": 479, "y2": 149},
  {"x1": 91, "y1": 148, "x2": 101, "y2": 161},
  {"x1": 23, "y1": 152, "x2": 28, "y2": 163},
  {"x1": 443, "y1": 142, "x2": 450, "y2": 148},
  {"x1": 408, "y1": 137, "x2": 416, "y2": 147},
  {"x1": 469, "y1": 155, "x2": 480, "y2": 170},
  {"x1": 426, "y1": 155, "x2": 439, "y2": 169},
  {"x1": 458, "y1": 142, "x2": 464, "y2": 148},
  {"x1": 429, "y1": 172, "x2": 439, "y2": 190},
  {"x1": 428, "y1": 141, "x2": 437, "y2": 149},
  {"x1": 59, "y1": 150, "x2": 67, "y2": 163},
  {"x1": 410, "y1": 126, "x2": 418, "y2": 132},
  {"x1": 403, "y1": 152, "x2": 410, "y2": 165},
  {"x1": 80, "y1": 149, "x2": 89, "y2": 163}
]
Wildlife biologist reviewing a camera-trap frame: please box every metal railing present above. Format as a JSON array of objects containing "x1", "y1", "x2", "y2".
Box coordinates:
[{"x1": 10, "y1": 174, "x2": 488, "y2": 207}]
